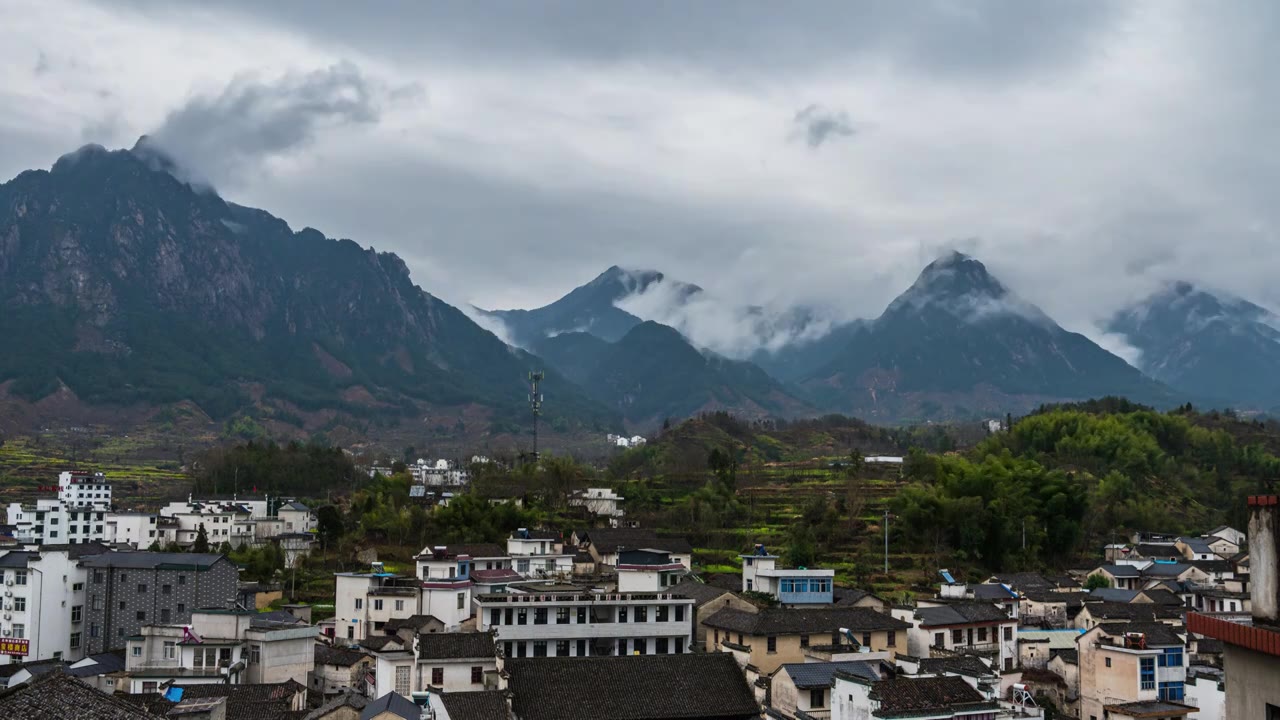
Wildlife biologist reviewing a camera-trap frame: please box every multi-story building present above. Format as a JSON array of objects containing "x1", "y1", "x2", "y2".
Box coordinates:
[
  {"x1": 334, "y1": 568, "x2": 472, "y2": 642},
  {"x1": 740, "y1": 545, "x2": 834, "y2": 605},
  {"x1": 371, "y1": 632, "x2": 496, "y2": 698},
  {"x1": 1077, "y1": 621, "x2": 1195, "y2": 720},
  {"x1": 5, "y1": 472, "x2": 115, "y2": 546},
  {"x1": 415, "y1": 544, "x2": 510, "y2": 581},
  {"x1": 104, "y1": 512, "x2": 160, "y2": 548},
  {"x1": 893, "y1": 601, "x2": 1019, "y2": 672},
  {"x1": 702, "y1": 606, "x2": 910, "y2": 675},
  {"x1": 120, "y1": 608, "x2": 316, "y2": 693},
  {"x1": 506, "y1": 529, "x2": 572, "y2": 579},
  {"x1": 476, "y1": 586, "x2": 696, "y2": 659},
  {"x1": 157, "y1": 496, "x2": 314, "y2": 549},
  {"x1": 567, "y1": 488, "x2": 625, "y2": 519},
  {"x1": 0, "y1": 543, "x2": 109, "y2": 665},
  {"x1": 81, "y1": 551, "x2": 239, "y2": 654}
]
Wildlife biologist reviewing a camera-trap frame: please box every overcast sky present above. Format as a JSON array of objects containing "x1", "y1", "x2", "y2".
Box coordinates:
[{"x1": 2, "y1": 0, "x2": 1277, "y2": 358}]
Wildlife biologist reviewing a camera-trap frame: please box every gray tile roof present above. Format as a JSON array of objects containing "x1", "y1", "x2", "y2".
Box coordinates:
[
  {"x1": 1086, "y1": 588, "x2": 1140, "y2": 603},
  {"x1": 417, "y1": 632, "x2": 496, "y2": 660},
  {"x1": 303, "y1": 692, "x2": 368, "y2": 720},
  {"x1": 702, "y1": 607, "x2": 909, "y2": 635},
  {"x1": 914, "y1": 603, "x2": 1011, "y2": 626},
  {"x1": 582, "y1": 529, "x2": 694, "y2": 555},
  {"x1": 668, "y1": 578, "x2": 736, "y2": 607},
  {"x1": 361, "y1": 692, "x2": 419, "y2": 720},
  {"x1": 505, "y1": 654, "x2": 758, "y2": 720},
  {"x1": 1078, "y1": 602, "x2": 1183, "y2": 623},
  {"x1": 172, "y1": 680, "x2": 307, "y2": 720},
  {"x1": 1098, "y1": 564, "x2": 1142, "y2": 578},
  {"x1": 315, "y1": 644, "x2": 369, "y2": 667},
  {"x1": 438, "y1": 690, "x2": 511, "y2": 720},
  {"x1": 1096, "y1": 622, "x2": 1185, "y2": 647},
  {"x1": 869, "y1": 676, "x2": 996, "y2": 715},
  {"x1": 781, "y1": 661, "x2": 878, "y2": 688},
  {"x1": 917, "y1": 656, "x2": 995, "y2": 678},
  {"x1": 970, "y1": 584, "x2": 1017, "y2": 600},
  {"x1": 80, "y1": 552, "x2": 225, "y2": 570},
  {"x1": 0, "y1": 670, "x2": 159, "y2": 719}
]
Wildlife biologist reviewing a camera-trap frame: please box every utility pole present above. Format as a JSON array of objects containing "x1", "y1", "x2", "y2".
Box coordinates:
[
  {"x1": 528, "y1": 371, "x2": 544, "y2": 463},
  {"x1": 1022, "y1": 518, "x2": 1027, "y2": 551},
  {"x1": 883, "y1": 509, "x2": 890, "y2": 574}
]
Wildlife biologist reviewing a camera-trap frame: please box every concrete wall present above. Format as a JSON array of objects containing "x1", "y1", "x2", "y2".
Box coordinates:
[
  {"x1": 707, "y1": 629, "x2": 899, "y2": 676},
  {"x1": 250, "y1": 629, "x2": 316, "y2": 685},
  {"x1": 1224, "y1": 645, "x2": 1280, "y2": 719},
  {"x1": 85, "y1": 558, "x2": 239, "y2": 654},
  {"x1": 416, "y1": 657, "x2": 495, "y2": 692},
  {"x1": 692, "y1": 593, "x2": 757, "y2": 646}
]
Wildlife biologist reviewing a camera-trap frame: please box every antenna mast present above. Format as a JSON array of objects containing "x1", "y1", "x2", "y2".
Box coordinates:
[{"x1": 528, "y1": 371, "x2": 545, "y2": 463}]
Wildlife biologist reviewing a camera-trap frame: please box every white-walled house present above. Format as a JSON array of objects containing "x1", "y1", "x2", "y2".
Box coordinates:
[
  {"x1": 4, "y1": 472, "x2": 115, "y2": 546},
  {"x1": 506, "y1": 529, "x2": 573, "y2": 579},
  {"x1": 0, "y1": 544, "x2": 106, "y2": 665},
  {"x1": 334, "y1": 569, "x2": 472, "y2": 642},
  {"x1": 892, "y1": 602, "x2": 1019, "y2": 672},
  {"x1": 740, "y1": 545, "x2": 835, "y2": 605},
  {"x1": 371, "y1": 632, "x2": 496, "y2": 699},
  {"x1": 568, "y1": 488, "x2": 625, "y2": 519}
]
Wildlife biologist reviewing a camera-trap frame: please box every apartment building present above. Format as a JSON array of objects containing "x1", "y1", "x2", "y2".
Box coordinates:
[
  {"x1": 81, "y1": 552, "x2": 239, "y2": 654},
  {"x1": 740, "y1": 545, "x2": 835, "y2": 605},
  {"x1": 893, "y1": 601, "x2": 1019, "y2": 672},
  {"x1": 1077, "y1": 622, "x2": 1195, "y2": 720},
  {"x1": 506, "y1": 529, "x2": 572, "y2": 579},
  {"x1": 0, "y1": 543, "x2": 109, "y2": 665},
  {"x1": 702, "y1": 606, "x2": 910, "y2": 675},
  {"x1": 334, "y1": 568, "x2": 472, "y2": 642}
]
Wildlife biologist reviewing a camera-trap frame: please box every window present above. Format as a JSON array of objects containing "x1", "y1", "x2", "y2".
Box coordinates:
[
  {"x1": 577, "y1": 607, "x2": 587, "y2": 623},
  {"x1": 161, "y1": 609, "x2": 171, "y2": 623},
  {"x1": 556, "y1": 640, "x2": 570, "y2": 656},
  {"x1": 431, "y1": 667, "x2": 444, "y2": 685},
  {"x1": 1158, "y1": 681, "x2": 1185, "y2": 702},
  {"x1": 767, "y1": 636, "x2": 777, "y2": 654},
  {"x1": 934, "y1": 632, "x2": 945, "y2": 647},
  {"x1": 396, "y1": 666, "x2": 411, "y2": 695},
  {"x1": 1003, "y1": 626, "x2": 1013, "y2": 641},
  {"x1": 457, "y1": 593, "x2": 466, "y2": 610},
  {"x1": 177, "y1": 575, "x2": 185, "y2": 585},
  {"x1": 635, "y1": 606, "x2": 648, "y2": 622},
  {"x1": 396, "y1": 600, "x2": 405, "y2": 612},
  {"x1": 556, "y1": 607, "x2": 570, "y2": 624},
  {"x1": 633, "y1": 639, "x2": 645, "y2": 655},
  {"x1": 119, "y1": 600, "x2": 127, "y2": 611},
  {"x1": 93, "y1": 571, "x2": 103, "y2": 583},
  {"x1": 142, "y1": 681, "x2": 158, "y2": 694},
  {"x1": 471, "y1": 666, "x2": 484, "y2": 684},
  {"x1": 737, "y1": 634, "x2": 744, "y2": 645},
  {"x1": 517, "y1": 608, "x2": 528, "y2": 625},
  {"x1": 618, "y1": 607, "x2": 628, "y2": 623},
  {"x1": 978, "y1": 627, "x2": 988, "y2": 642},
  {"x1": 15, "y1": 571, "x2": 26, "y2": 586},
  {"x1": 887, "y1": 630, "x2": 896, "y2": 647},
  {"x1": 13, "y1": 597, "x2": 25, "y2": 612},
  {"x1": 373, "y1": 599, "x2": 383, "y2": 611},
  {"x1": 354, "y1": 598, "x2": 363, "y2": 610},
  {"x1": 490, "y1": 609, "x2": 502, "y2": 626},
  {"x1": 90, "y1": 624, "x2": 99, "y2": 638},
  {"x1": 131, "y1": 646, "x2": 142, "y2": 657},
  {"x1": 863, "y1": 632, "x2": 872, "y2": 647},
  {"x1": 952, "y1": 628, "x2": 963, "y2": 644},
  {"x1": 137, "y1": 583, "x2": 147, "y2": 594},
  {"x1": 177, "y1": 603, "x2": 185, "y2": 614},
  {"x1": 657, "y1": 637, "x2": 669, "y2": 654},
  {"x1": 675, "y1": 606, "x2": 685, "y2": 622},
  {"x1": 163, "y1": 641, "x2": 176, "y2": 660},
  {"x1": 800, "y1": 634, "x2": 810, "y2": 648},
  {"x1": 1139, "y1": 657, "x2": 1155, "y2": 690},
  {"x1": 810, "y1": 688, "x2": 826, "y2": 709},
  {"x1": 533, "y1": 641, "x2": 548, "y2": 657},
  {"x1": 69, "y1": 632, "x2": 81, "y2": 649},
  {"x1": 161, "y1": 584, "x2": 171, "y2": 595},
  {"x1": 656, "y1": 605, "x2": 669, "y2": 622},
  {"x1": 73, "y1": 582, "x2": 83, "y2": 591},
  {"x1": 136, "y1": 610, "x2": 146, "y2": 621},
  {"x1": 534, "y1": 608, "x2": 548, "y2": 625},
  {"x1": 1105, "y1": 657, "x2": 1112, "y2": 668},
  {"x1": 517, "y1": 559, "x2": 530, "y2": 573},
  {"x1": 577, "y1": 639, "x2": 587, "y2": 656},
  {"x1": 1158, "y1": 647, "x2": 1184, "y2": 667}
]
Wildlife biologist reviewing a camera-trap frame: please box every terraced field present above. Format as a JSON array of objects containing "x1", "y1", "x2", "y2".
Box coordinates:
[{"x1": 0, "y1": 430, "x2": 200, "y2": 505}]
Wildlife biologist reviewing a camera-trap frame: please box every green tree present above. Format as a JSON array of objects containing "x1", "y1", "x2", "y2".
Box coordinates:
[
  {"x1": 317, "y1": 505, "x2": 345, "y2": 548},
  {"x1": 1083, "y1": 573, "x2": 1112, "y2": 591},
  {"x1": 193, "y1": 523, "x2": 210, "y2": 554}
]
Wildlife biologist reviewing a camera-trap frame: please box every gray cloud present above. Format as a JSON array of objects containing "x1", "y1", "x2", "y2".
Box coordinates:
[
  {"x1": 794, "y1": 104, "x2": 855, "y2": 148},
  {"x1": 148, "y1": 62, "x2": 385, "y2": 188}
]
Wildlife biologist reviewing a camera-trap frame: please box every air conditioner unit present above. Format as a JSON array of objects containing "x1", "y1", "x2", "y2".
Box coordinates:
[
  {"x1": 4, "y1": 580, "x2": 11, "y2": 587},
  {"x1": 3, "y1": 590, "x2": 11, "y2": 597},
  {"x1": 2, "y1": 613, "x2": 10, "y2": 621}
]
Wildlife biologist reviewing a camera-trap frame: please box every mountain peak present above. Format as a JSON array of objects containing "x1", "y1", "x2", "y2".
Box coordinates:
[{"x1": 914, "y1": 251, "x2": 1006, "y2": 298}]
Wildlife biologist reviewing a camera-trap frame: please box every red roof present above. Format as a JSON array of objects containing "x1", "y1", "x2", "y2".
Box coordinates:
[{"x1": 1187, "y1": 612, "x2": 1280, "y2": 658}]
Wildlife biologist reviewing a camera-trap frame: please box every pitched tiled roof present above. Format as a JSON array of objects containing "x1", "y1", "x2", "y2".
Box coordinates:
[
  {"x1": 303, "y1": 692, "x2": 369, "y2": 720},
  {"x1": 0, "y1": 671, "x2": 159, "y2": 719},
  {"x1": 914, "y1": 603, "x2": 1011, "y2": 626},
  {"x1": 418, "y1": 544, "x2": 508, "y2": 560},
  {"x1": 438, "y1": 690, "x2": 512, "y2": 720},
  {"x1": 384, "y1": 615, "x2": 444, "y2": 634},
  {"x1": 1142, "y1": 562, "x2": 1193, "y2": 578},
  {"x1": 1022, "y1": 589, "x2": 1088, "y2": 608},
  {"x1": 175, "y1": 680, "x2": 307, "y2": 720},
  {"x1": 1096, "y1": 622, "x2": 1185, "y2": 647},
  {"x1": 417, "y1": 632, "x2": 496, "y2": 660},
  {"x1": 832, "y1": 587, "x2": 883, "y2": 606},
  {"x1": 702, "y1": 607, "x2": 908, "y2": 635},
  {"x1": 970, "y1": 584, "x2": 1018, "y2": 600},
  {"x1": 80, "y1": 552, "x2": 225, "y2": 570},
  {"x1": 1097, "y1": 564, "x2": 1142, "y2": 578},
  {"x1": 361, "y1": 692, "x2": 419, "y2": 720},
  {"x1": 582, "y1": 529, "x2": 694, "y2": 555},
  {"x1": 1086, "y1": 588, "x2": 1140, "y2": 603},
  {"x1": 360, "y1": 635, "x2": 405, "y2": 651},
  {"x1": 869, "y1": 676, "x2": 995, "y2": 714},
  {"x1": 669, "y1": 578, "x2": 735, "y2": 607},
  {"x1": 505, "y1": 654, "x2": 758, "y2": 720},
  {"x1": 1138, "y1": 589, "x2": 1184, "y2": 606},
  {"x1": 782, "y1": 661, "x2": 878, "y2": 688},
  {"x1": 702, "y1": 573, "x2": 742, "y2": 591},
  {"x1": 315, "y1": 644, "x2": 369, "y2": 667},
  {"x1": 1051, "y1": 648, "x2": 1078, "y2": 665},
  {"x1": 917, "y1": 656, "x2": 995, "y2": 678},
  {"x1": 1078, "y1": 602, "x2": 1183, "y2": 623},
  {"x1": 1103, "y1": 700, "x2": 1198, "y2": 716}
]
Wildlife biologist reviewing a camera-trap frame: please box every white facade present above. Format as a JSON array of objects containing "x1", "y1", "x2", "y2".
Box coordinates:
[
  {"x1": 334, "y1": 572, "x2": 472, "y2": 642},
  {"x1": 568, "y1": 488, "x2": 625, "y2": 519},
  {"x1": 372, "y1": 634, "x2": 496, "y2": 699},
  {"x1": 0, "y1": 548, "x2": 88, "y2": 665},
  {"x1": 507, "y1": 531, "x2": 573, "y2": 579},
  {"x1": 475, "y1": 590, "x2": 695, "y2": 658},
  {"x1": 1185, "y1": 672, "x2": 1224, "y2": 720},
  {"x1": 412, "y1": 459, "x2": 468, "y2": 486},
  {"x1": 105, "y1": 512, "x2": 160, "y2": 548},
  {"x1": 6, "y1": 499, "x2": 110, "y2": 545},
  {"x1": 158, "y1": 497, "x2": 313, "y2": 552},
  {"x1": 58, "y1": 471, "x2": 112, "y2": 506}
]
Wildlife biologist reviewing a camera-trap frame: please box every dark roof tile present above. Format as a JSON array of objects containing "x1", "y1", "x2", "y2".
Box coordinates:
[
  {"x1": 418, "y1": 632, "x2": 496, "y2": 660},
  {"x1": 702, "y1": 607, "x2": 908, "y2": 635},
  {"x1": 0, "y1": 671, "x2": 158, "y2": 719},
  {"x1": 438, "y1": 690, "x2": 511, "y2": 720},
  {"x1": 870, "y1": 676, "x2": 995, "y2": 713}
]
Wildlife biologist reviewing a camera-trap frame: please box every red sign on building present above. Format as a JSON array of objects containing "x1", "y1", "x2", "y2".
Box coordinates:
[{"x1": 0, "y1": 638, "x2": 29, "y2": 657}]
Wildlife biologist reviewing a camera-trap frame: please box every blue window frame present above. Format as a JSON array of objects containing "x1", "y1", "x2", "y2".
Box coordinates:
[
  {"x1": 1157, "y1": 647, "x2": 1183, "y2": 667},
  {"x1": 1139, "y1": 657, "x2": 1156, "y2": 690},
  {"x1": 1158, "y1": 681, "x2": 1185, "y2": 702}
]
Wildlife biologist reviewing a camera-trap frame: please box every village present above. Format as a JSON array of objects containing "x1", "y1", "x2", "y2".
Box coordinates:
[{"x1": 0, "y1": 464, "x2": 1277, "y2": 720}]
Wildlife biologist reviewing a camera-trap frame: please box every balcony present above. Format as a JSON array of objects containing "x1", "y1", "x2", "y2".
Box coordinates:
[{"x1": 930, "y1": 642, "x2": 1000, "y2": 658}]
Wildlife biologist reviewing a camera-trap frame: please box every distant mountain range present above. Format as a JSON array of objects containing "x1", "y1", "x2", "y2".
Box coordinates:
[
  {"x1": 3, "y1": 140, "x2": 1275, "y2": 443},
  {"x1": 0, "y1": 141, "x2": 617, "y2": 440},
  {"x1": 1108, "y1": 282, "x2": 1280, "y2": 412}
]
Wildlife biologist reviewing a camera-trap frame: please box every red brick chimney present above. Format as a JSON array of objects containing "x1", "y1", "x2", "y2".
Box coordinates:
[{"x1": 1248, "y1": 495, "x2": 1279, "y2": 625}]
